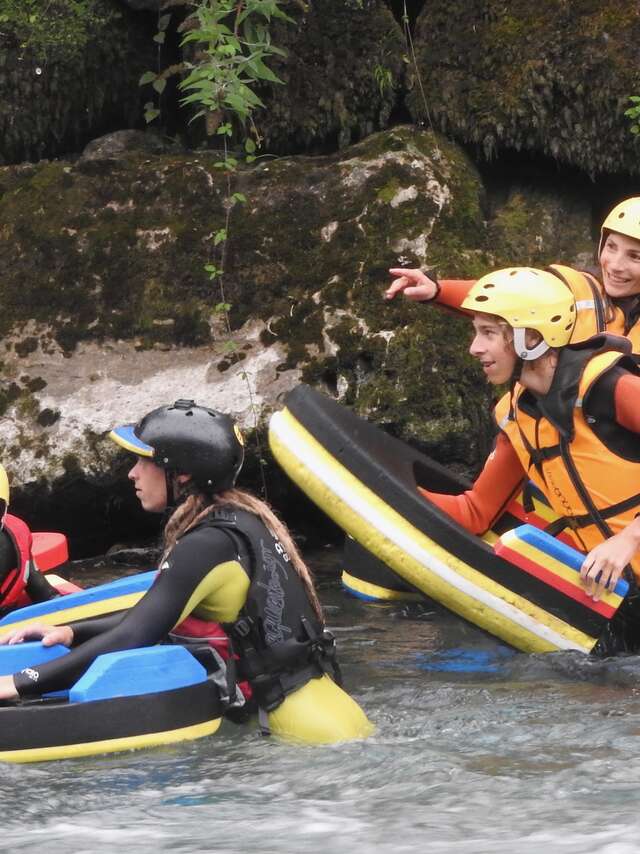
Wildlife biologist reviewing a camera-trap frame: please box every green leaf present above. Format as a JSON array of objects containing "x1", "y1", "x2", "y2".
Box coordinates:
[
  {"x1": 214, "y1": 229, "x2": 227, "y2": 245},
  {"x1": 246, "y1": 56, "x2": 282, "y2": 84},
  {"x1": 215, "y1": 302, "x2": 232, "y2": 312},
  {"x1": 153, "y1": 32, "x2": 166, "y2": 44},
  {"x1": 245, "y1": 138, "x2": 257, "y2": 153},
  {"x1": 139, "y1": 71, "x2": 157, "y2": 86},
  {"x1": 144, "y1": 107, "x2": 161, "y2": 124},
  {"x1": 152, "y1": 78, "x2": 167, "y2": 94},
  {"x1": 232, "y1": 192, "x2": 247, "y2": 203},
  {"x1": 158, "y1": 14, "x2": 172, "y2": 31}
]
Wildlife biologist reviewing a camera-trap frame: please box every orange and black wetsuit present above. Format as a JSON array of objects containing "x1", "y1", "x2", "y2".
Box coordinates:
[{"x1": 422, "y1": 357, "x2": 640, "y2": 540}]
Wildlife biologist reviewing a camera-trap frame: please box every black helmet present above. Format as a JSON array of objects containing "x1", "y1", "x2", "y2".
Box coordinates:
[{"x1": 109, "y1": 399, "x2": 244, "y2": 492}]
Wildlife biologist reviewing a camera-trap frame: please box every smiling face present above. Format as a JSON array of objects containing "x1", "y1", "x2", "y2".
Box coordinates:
[
  {"x1": 129, "y1": 457, "x2": 168, "y2": 513},
  {"x1": 469, "y1": 314, "x2": 518, "y2": 385},
  {"x1": 599, "y1": 231, "x2": 640, "y2": 299}
]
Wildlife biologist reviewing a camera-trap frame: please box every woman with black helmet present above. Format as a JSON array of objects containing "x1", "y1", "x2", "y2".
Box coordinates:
[{"x1": 0, "y1": 400, "x2": 373, "y2": 744}]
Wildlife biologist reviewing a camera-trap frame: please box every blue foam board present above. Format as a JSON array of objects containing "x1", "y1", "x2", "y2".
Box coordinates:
[{"x1": 69, "y1": 645, "x2": 207, "y2": 703}]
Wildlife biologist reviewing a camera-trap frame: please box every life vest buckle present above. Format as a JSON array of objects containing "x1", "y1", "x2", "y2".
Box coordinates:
[{"x1": 233, "y1": 617, "x2": 254, "y2": 639}]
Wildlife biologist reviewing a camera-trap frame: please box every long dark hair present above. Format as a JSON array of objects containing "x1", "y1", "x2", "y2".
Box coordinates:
[{"x1": 161, "y1": 482, "x2": 323, "y2": 621}]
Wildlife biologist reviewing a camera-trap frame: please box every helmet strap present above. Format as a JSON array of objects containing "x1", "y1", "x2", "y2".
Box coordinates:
[
  {"x1": 512, "y1": 327, "x2": 550, "y2": 361},
  {"x1": 163, "y1": 470, "x2": 183, "y2": 516}
]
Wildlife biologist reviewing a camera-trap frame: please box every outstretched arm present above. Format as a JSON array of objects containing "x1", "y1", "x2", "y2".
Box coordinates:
[
  {"x1": 419, "y1": 432, "x2": 525, "y2": 535},
  {"x1": 386, "y1": 268, "x2": 475, "y2": 314},
  {"x1": 6, "y1": 528, "x2": 240, "y2": 699}
]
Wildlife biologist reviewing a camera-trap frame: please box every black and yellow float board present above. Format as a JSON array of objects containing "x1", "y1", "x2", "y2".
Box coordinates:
[
  {"x1": 268, "y1": 384, "x2": 626, "y2": 654},
  {"x1": 342, "y1": 535, "x2": 423, "y2": 603},
  {"x1": 0, "y1": 644, "x2": 222, "y2": 763}
]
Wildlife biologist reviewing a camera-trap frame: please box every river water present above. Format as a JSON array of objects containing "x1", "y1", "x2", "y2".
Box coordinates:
[{"x1": 2, "y1": 548, "x2": 640, "y2": 853}]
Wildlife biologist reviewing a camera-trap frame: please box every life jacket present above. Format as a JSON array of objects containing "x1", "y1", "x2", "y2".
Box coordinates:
[
  {"x1": 0, "y1": 514, "x2": 33, "y2": 609},
  {"x1": 495, "y1": 334, "x2": 640, "y2": 579},
  {"x1": 546, "y1": 264, "x2": 611, "y2": 342},
  {"x1": 603, "y1": 294, "x2": 640, "y2": 357},
  {"x1": 548, "y1": 265, "x2": 640, "y2": 359},
  {"x1": 170, "y1": 611, "x2": 252, "y2": 707},
  {"x1": 196, "y1": 506, "x2": 340, "y2": 713},
  {"x1": 170, "y1": 506, "x2": 340, "y2": 715}
]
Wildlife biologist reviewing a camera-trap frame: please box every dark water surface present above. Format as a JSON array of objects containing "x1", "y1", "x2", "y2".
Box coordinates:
[{"x1": 2, "y1": 548, "x2": 640, "y2": 853}]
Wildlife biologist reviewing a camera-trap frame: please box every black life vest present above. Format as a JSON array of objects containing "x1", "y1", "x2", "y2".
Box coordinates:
[{"x1": 198, "y1": 506, "x2": 341, "y2": 713}]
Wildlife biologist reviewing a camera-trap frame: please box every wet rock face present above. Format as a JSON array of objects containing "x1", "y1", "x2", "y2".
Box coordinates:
[
  {"x1": 252, "y1": 0, "x2": 406, "y2": 154},
  {"x1": 119, "y1": 0, "x2": 162, "y2": 10},
  {"x1": 79, "y1": 130, "x2": 184, "y2": 162},
  {"x1": 0, "y1": 126, "x2": 595, "y2": 550},
  {"x1": 0, "y1": 0, "x2": 154, "y2": 166},
  {"x1": 409, "y1": 0, "x2": 640, "y2": 176}
]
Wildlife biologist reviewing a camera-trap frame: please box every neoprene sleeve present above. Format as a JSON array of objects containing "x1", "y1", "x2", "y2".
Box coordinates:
[{"x1": 14, "y1": 527, "x2": 242, "y2": 697}]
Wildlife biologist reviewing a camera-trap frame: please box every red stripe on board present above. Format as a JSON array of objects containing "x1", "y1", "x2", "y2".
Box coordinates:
[
  {"x1": 504, "y1": 500, "x2": 575, "y2": 546},
  {"x1": 495, "y1": 543, "x2": 617, "y2": 620}
]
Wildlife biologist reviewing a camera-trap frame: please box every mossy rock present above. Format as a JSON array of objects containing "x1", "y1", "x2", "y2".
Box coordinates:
[
  {"x1": 180, "y1": 0, "x2": 406, "y2": 155},
  {"x1": 409, "y1": 0, "x2": 640, "y2": 175},
  {"x1": 0, "y1": 126, "x2": 605, "y2": 540},
  {"x1": 0, "y1": 154, "x2": 230, "y2": 350},
  {"x1": 486, "y1": 186, "x2": 595, "y2": 271},
  {"x1": 0, "y1": 0, "x2": 154, "y2": 164}
]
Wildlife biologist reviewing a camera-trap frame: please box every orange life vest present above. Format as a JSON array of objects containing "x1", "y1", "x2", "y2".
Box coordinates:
[
  {"x1": 546, "y1": 265, "x2": 611, "y2": 342},
  {"x1": 547, "y1": 264, "x2": 640, "y2": 356},
  {"x1": 495, "y1": 335, "x2": 640, "y2": 579}
]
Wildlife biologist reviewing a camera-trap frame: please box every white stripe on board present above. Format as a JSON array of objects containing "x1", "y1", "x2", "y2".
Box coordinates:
[{"x1": 271, "y1": 412, "x2": 590, "y2": 652}]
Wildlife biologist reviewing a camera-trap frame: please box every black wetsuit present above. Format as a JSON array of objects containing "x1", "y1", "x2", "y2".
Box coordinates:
[
  {"x1": 14, "y1": 523, "x2": 245, "y2": 697},
  {"x1": 0, "y1": 530, "x2": 18, "y2": 587},
  {"x1": 9, "y1": 508, "x2": 374, "y2": 746}
]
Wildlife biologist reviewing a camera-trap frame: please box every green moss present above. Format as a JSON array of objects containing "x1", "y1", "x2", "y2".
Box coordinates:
[
  {"x1": 249, "y1": 0, "x2": 405, "y2": 155},
  {"x1": 410, "y1": 0, "x2": 640, "y2": 175},
  {"x1": 0, "y1": 154, "x2": 232, "y2": 350},
  {"x1": 0, "y1": 0, "x2": 153, "y2": 165},
  {"x1": 376, "y1": 178, "x2": 402, "y2": 204},
  {"x1": 0, "y1": 0, "x2": 116, "y2": 56},
  {"x1": 486, "y1": 187, "x2": 594, "y2": 269}
]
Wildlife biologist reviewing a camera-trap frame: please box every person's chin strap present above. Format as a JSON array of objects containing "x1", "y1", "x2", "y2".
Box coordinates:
[
  {"x1": 513, "y1": 327, "x2": 550, "y2": 361},
  {"x1": 162, "y1": 470, "x2": 184, "y2": 519}
]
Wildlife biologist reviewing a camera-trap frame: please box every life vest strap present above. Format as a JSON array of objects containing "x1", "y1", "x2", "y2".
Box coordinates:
[
  {"x1": 229, "y1": 616, "x2": 342, "y2": 712},
  {"x1": 545, "y1": 491, "x2": 640, "y2": 535}
]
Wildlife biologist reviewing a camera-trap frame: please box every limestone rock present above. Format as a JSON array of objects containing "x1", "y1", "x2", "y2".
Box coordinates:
[
  {"x1": 0, "y1": 126, "x2": 597, "y2": 547},
  {"x1": 80, "y1": 130, "x2": 183, "y2": 162}
]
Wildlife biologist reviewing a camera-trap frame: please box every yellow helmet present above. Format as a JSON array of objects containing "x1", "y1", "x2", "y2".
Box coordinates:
[
  {"x1": 461, "y1": 267, "x2": 576, "y2": 360},
  {"x1": 0, "y1": 465, "x2": 9, "y2": 517},
  {"x1": 599, "y1": 196, "x2": 640, "y2": 257}
]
